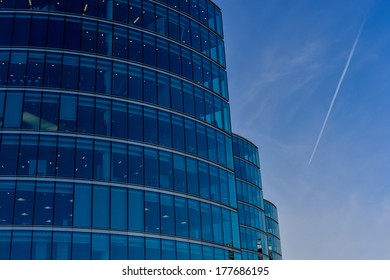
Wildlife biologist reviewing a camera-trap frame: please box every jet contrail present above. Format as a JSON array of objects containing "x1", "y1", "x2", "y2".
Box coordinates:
[{"x1": 308, "y1": 19, "x2": 365, "y2": 165}]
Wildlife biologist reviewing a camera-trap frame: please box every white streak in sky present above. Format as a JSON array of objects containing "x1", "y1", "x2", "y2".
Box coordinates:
[{"x1": 309, "y1": 19, "x2": 365, "y2": 165}]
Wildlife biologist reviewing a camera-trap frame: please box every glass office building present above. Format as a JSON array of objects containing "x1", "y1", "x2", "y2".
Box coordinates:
[{"x1": 0, "y1": 0, "x2": 280, "y2": 260}]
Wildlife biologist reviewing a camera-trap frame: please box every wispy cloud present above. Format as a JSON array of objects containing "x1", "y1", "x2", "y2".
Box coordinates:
[{"x1": 308, "y1": 19, "x2": 366, "y2": 165}]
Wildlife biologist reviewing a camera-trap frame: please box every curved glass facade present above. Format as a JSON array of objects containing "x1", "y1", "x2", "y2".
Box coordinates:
[
  {"x1": 0, "y1": 0, "x2": 281, "y2": 260},
  {"x1": 264, "y1": 200, "x2": 282, "y2": 260}
]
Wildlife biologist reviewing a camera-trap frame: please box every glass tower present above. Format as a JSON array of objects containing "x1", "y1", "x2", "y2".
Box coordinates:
[{"x1": 0, "y1": 0, "x2": 280, "y2": 260}]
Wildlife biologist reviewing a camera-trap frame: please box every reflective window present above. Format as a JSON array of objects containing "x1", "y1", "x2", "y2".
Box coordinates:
[
  {"x1": 145, "y1": 192, "x2": 160, "y2": 233},
  {"x1": 175, "y1": 197, "x2": 189, "y2": 238},
  {"x1": 160, "y1": 194, "x2": 175, "y2": 235},
  {"x1": 111, "y1": 235, "x2": 127, "y2": 259},
  {"x1": 129, "y1": 236, "x2": 144, "y2": 260},
  {"x1": 34, "y1": 181, "x2": 54, "y2": 225},
  {"x1": 11, "y1": 231, "x2": 31, "y2": 260},
  {"x1": 52, "y1": 232, "x2": 71, "y2": 260},
  {"x1": 31, "y1": 231, "x2": 52, "y2": 260},
  {"x1": 92, "y1": 233, "x2": 109, "y2": 260},
  {"x1": 92, "y1": 185, "x2": 110, "y2": 228},
  {"x1": 128, "y1": 189, "x2": 144, "y2": 231},
  {"x1": 73, "y1": 184, "x2": 92, "y2": 227},
  {"x1": 72, "y1": 232, "x2": 91, "y2": 260},
  {"x1": 111, "y1": 187, "x2": 127, "y2": 230}
]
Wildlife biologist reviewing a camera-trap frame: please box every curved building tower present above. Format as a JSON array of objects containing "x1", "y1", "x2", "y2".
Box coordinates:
[{"x1": 0, "y1": 0, "x2": 280, "y2": 260}]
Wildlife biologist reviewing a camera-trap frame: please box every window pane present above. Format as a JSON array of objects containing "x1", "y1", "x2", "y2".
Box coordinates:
[
  {"x1": 128, "y1": 189, "x2": 144, "y2": 231},
  {"x1": 92, "y1": 233, "x2": 109, "y2": 260},
  {"x1": 175, "y1": 197, "x2": 188, "y2": 238},
  {"x1": 129, "y1": 236, "x2": 145, "y2": 260},
  {"x1": 31, "y1": 231, "x2": 52, "y2": 260},
  {"x1": 14, "y1": 181, "x2": 35, "y2": 225},
  {"x1": 72, "y1": 233, "x2": 91, "y2": 260},
  {"x1": 92, "y1": 185, "x2": 110, "y2": 228},
  {"x1": 34, "y1": 181, "x2": 54, "y2": 225},
  {"x1": 160, "y1": 194, "x2": 174, "y2": 235},
  {"x1": 145, "y1": 192, "x2": 160, "y2": 234},
  {"x1": 111, "y1": 187, "x2": 127, "y2": 230},
  {"x1": 52, "y1": 232, "x2": 71, "y2": 260},
  {"x1": 73, "y1": 184, "x2": 92, "y2": 227},
  {"x1": 11, "y1": 231, "x2": 31, "y2": 260}
]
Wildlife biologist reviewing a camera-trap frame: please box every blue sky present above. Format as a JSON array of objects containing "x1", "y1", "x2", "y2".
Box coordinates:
[{"x1": 214, "y1": 0, "x2": 390, "y2": 259}]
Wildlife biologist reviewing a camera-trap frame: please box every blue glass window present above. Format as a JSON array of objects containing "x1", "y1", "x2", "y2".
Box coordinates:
[
  {"x1": 92, "y1": 233, "x2": 109, "y2": 260},
  {"x1": 168, "y1": 10, "x2": 180, "y2": 40},
  {"x1": 129, "y1": 30, "x2": 142, "y2": 62},
  {"x1": 180, "y1": 15, "x2": 191, "y2": 45},
  {"x1": 111, "y1": 235, "x2": 127, "y2": 260},
  {"x1": 4, "y1": 91, "x2": 23, "y2": 128},
  {"x1": 129, "y1": 0, "x2": 142, "y2": 27},
  {"x1": 176, "y1": 241, "x2": 189, "y2": 260},
  {"x1": 30, "y1": 14, "x2": 48, "y2": 47},
  {"x1": 173, "y1": 154, "x2": 186, "y2": 193},
  {"x1": 128, "y1": 145, "x2": 144, "y2": 185},
  {"x1": 188, "y1": 200, "x2": 201, "y2": 239},
  {"x1": 201, "y1": 202, "x2": 213, "y2": 241},
  {"x1": 14, "y1": 181, "x2": 34, "y2": 225},
  {"x1": 212, "y1": 206, "x2": 223, "y2": 244},
  {"x1": 59, "y1": 95, "x2": 77, "y2": 132},
  {"x1": 128, "y1": 65, "x2": 142, "y2": 100},
  {"x1": 0, "y1": 134, "x2": 19, "y2": 175},
  {"x1": 161, "y1": 239, "x2": 176, "y2": 260},
  {"x1": 172, "y1": 115, "x2": 185, "y2": 151},
  {"x1": 198, "y1": 162, "x2": 210, "y2": 199},
  {"x1": 222, "y1": 209, "x2": 233, "y2": 246},
  {"x1": 79, "y1": 57, "x2": 96, "y2": 92},
  {"x1": 77, "y1": 96, "x2": 94, "y2": 134},
  {"x1": 81, "y1": 20, "x2": 97, "y2": 52},
  {"x1": 52, "y1": 232, "x2": 71, "y2": 260},
  {"x1": 175, "y1": 197, "x2": 189, "y2": 237},
  {"x1": 97, "y1": 23, "x2": 112, "y2": 56},
  {"x1": 13, "y1": 14, "x2": 30, "y2": 46},
  {"x1": 31, "y1": 231, "x2": 52, "y2": 260},
  {"x1": 18, "y1": 135, "x2": 38, "y2": 176},
  {"x1": 112, "y1": 101, "x2": 127, "y2": 139},
  {"x1": 160, "y1": 194, "x2": 175, "y2": 235},
  {"x1": 34, "y1": 181, "x2": 54, "y2": 225},
  {"x1": 114, "y1": 26, "x2": 128, "y2": 59},
  {"x1": 129, "y1": 236, "x2": 145, "y2": 260},
  {"x1": 185, "y1": 119, "x2": 196, "y2": 154},
  {"x1": 0, "y1": 181, "x2": 15, "y2": 225},
  {"x1": 203, "y1": 246, "x2": 214, "y2": 260},
  {"x1": 145, "y1": 192, "x2": 160, "y2": 233},
  {"x1": 181, "y1": 48, "x2": 193, "y2": 80},
  {"x1": 156, "y1": 5, "x2": 168, "y2": 36},
  {"x1": 40, "y1": 93, "x2": 59, "y2": 130},
  {"x1": 209, "y1": 165, "x2": 220, "y2": 202},
  {"x1": 146, "y1": 238, "x2": 161, "y2": 260},
  {"x1": 157, "y1": 73, "x2": 170, "y2": 107},
  {"x1": 56, "y1": 137, "x2": 75, "y2": 178},
  {"x1": 143, "y1": 34, "x2": 156, "y2": 66},
  {"x1": 54, "y1": 183, "x2": 73, "y2": 226},
  {"x1": 144, "y1": 148, "x2": 159, "y2": 187},
  {"x1": 62, "y1": 55, "x2": 79, "y2": 90},
  {"x1": 47, "y1": 16, "x2": 64, "y2": 48},
  {"x1": 72, "y1": 233, "x2": 91, "y2": 260},
  {"x1": 159, "y1": 151, "x2": 173, "y2": 189},
  {"x1": 186, "y1": 158, "x2": 199, "y2": 196},
  {"x1": 171, "y1": 77, "x2": 183, "y2": 112},
  {"x1": 190, "y1": 243, "x2": 202, "y2": 260},
  {"x1": 183, "y1": 82, "x2": 195, "y2": 115},
  {"x1": 111, "y1": 187, "x2": 127, "y2": 230},
  {"x1": 75, "y1": 138, "x2": 93, "y2": 179},
  {"x1": 64, "y1": 17, "x2": 81, "y2": 50},
  {"x1": 128, "y1": 189, "x2": 144, "y2": 231},
  {"x1": 158, "y1": 111, "x2": 172, "y2": 147},
  {"x1": 169, "y1": 43, "x2": 181, "y2": 75},
  {"x1": 111, "y1": 142, "x2": 127, "y2": 182},
  {"x1": 11, "y1": 231, "x2": 31, "y2": 260},
  {"x1": 144, "y1": 108, "x2": 158, "y2": 144},
  {"x1": 157, "y1": 38, "x2": 169, "y2": 71},
  {"x1": 73, "y1": 184, "x2": 92, "y2": 227},
  {"x1": 96, "y1": 59, "x2": 112, "y2": 94},
  {"x1": 95, "y1": 99, "x2": 111, "y2": 136},
  {"x1": 143, "y1": 69, "x2": 157, "y2": 103},
  {"x1": 196, "y1": 123, "x2": 208, "y2": 158},
  {"x1": 114, "y1": 0, "x2": 129, "y2": 23},
  {"x1": 194, "y1": 87, "x2": 205, "y2": 120},
  {"x1": 93, "y1": 185, "x2": 110, "y2": 228},
  {"x1": 112, "y1": 63, "x2": 127, "y2": 97},
  {"x1": 0, "y1": 14, "x2": 14, "y2": 46}
]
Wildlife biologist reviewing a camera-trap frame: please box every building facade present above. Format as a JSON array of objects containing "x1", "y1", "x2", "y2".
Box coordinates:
[{"x1": 0, "y1": 0, "x2": 280, "y2": 260}]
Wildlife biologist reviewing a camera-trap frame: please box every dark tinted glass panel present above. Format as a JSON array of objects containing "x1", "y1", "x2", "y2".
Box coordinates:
[
  {"x1": 188, "y1": 200, "x2": 201, "y2": 239},
  {"x1": 160, "y1": 194, "x2": 174, "y2": 235},
  {"x1": 159, "y1": 151, "x2": 173, "y2": 189},
  {"x1": 144, "y1": 148, "x2": 159, "y2": 187},
  {"x1": 129, "y1": 236, "x2": 145, "y2": 260},
  {"x1": 30, "y1": 14, "x2": 48, "y2": 47},
  {"x1": 31, "y1": 231, "x2": 52, "y2": 260},
  {"x1": 145, "y1": 192, "x2": 160, "y2": 234},
  {"x1": 64, "y1": 17, "x2": 81, "y2": 50},
  {"x1": 175, "y1": 197, "x2": 188, "y2": 237},
  {"x1": 34, "y1": 181, "x2": 54, "y2": 225},
  {"x1": 11, "y1": 231, "x2": 31, "y2": 260},
  {"x1": 128, "y1": 145, "x2": 144, "y2": 185},
  {"x1": 47, "y1": 16, "x2": 64, "y2": 48},
  {"x1": 111, "y1": 187, "x2": 127, "y2": 230},
  {"x1": 54, "y1": 182, "x2": 73, "y2": 226},
  {"x1": 72, "y1": 233, "x2": 91, "y2": 260},
  {"x1": 111, "y1": 235, "x2": 127, "y2": 260},
  {"x1": 173, "y1": 154, "x2": 186, "y2": 193},
  {"x1": 158, "y1": 111, "x2": 171, "y2": 147},
  {"x1": 0, "y1": 182, "x2": 15, "y2": 226},
  {"x1": 56, "y1": 137, "x2": 75, "y2": 177},
  {"x1": 92, "y1": 185, "x2": 110, "y2": 228},
  {"x1": 0, "y1": 14, "x2": 14, "y2": 46},
  {"x1": 111, "y1": 143, "x2": 127, "y2": 183},
  {"x1": 52, "y1": 232, "x2": 71, "y2": 260},
  {"x1": 146, "y1": 238, "x2": 161, "y2": 260},
  {"x1": 92, "y1": 233, "x2": 109, "y2": 260},
  {"x1": 73, "y1": 184, "x2": 92, "y2": 227},
  {"x1": 128, "y1": 189, "x2": 144, "y2": 231},
  {"x1": 13, "y1": 14, "x2": 30, "y2": 46}
]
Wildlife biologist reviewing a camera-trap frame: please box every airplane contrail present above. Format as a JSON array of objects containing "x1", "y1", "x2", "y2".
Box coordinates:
[{"x1": 308, "y1": 19, "x2": 365, "y2": 165}]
